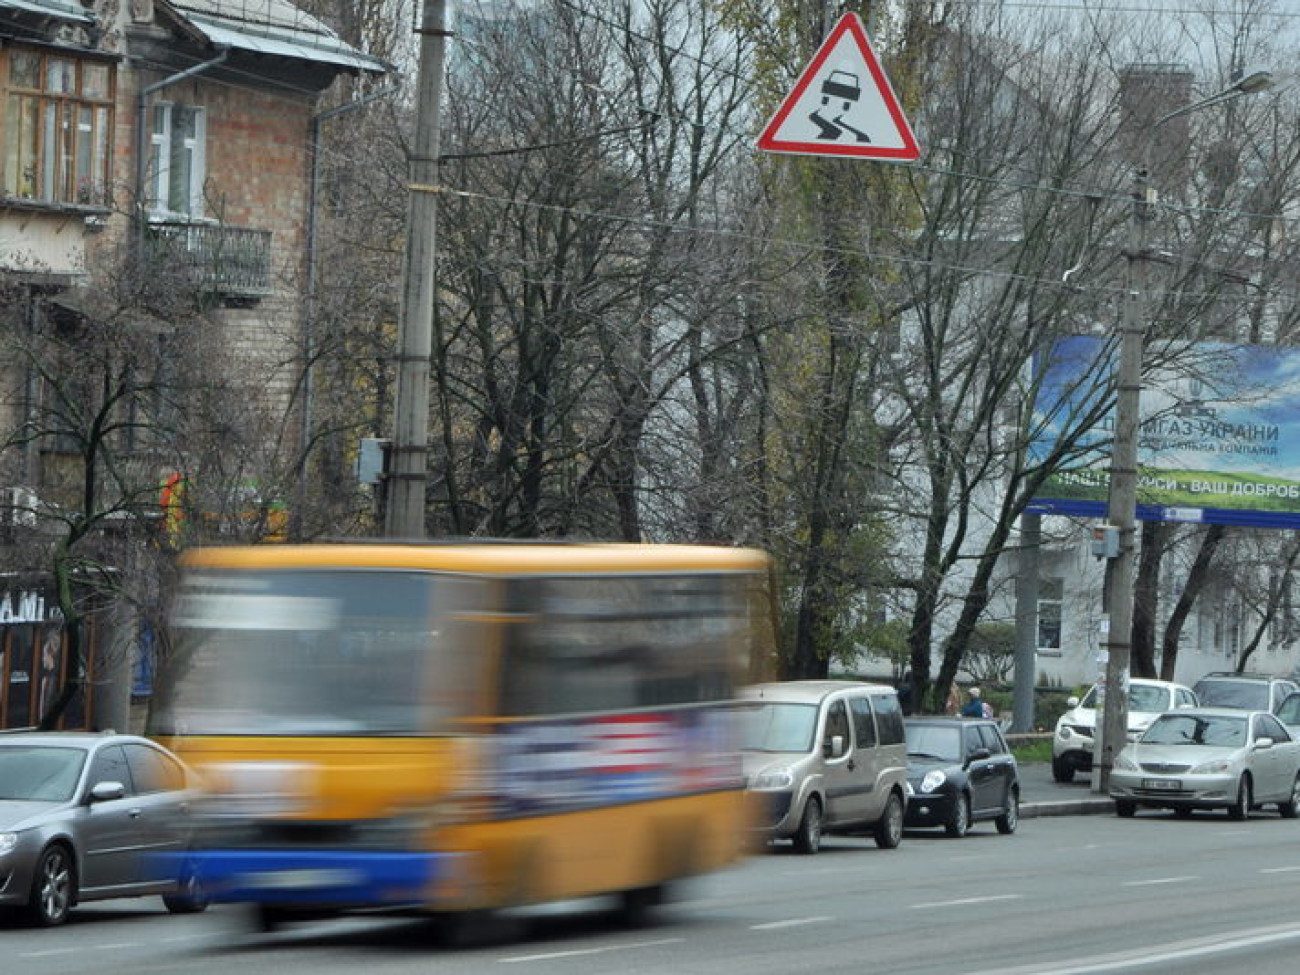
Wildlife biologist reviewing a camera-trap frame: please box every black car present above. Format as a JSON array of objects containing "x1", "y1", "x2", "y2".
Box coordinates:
[{"x1": 903, "y1": 717, "x2": 1020, "y2": 837}]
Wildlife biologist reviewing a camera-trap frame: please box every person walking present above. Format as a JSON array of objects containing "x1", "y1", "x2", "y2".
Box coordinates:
[{"x1": 960, "y1": 687, "x2": 985, "y2": 718}]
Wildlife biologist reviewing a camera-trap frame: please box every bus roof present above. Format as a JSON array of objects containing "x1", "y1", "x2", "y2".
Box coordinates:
[{"x1": 179, "y1": 542, "x2": 771, "y2": 575}]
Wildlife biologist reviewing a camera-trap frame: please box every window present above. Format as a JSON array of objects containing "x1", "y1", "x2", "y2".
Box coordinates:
[
  {"x1": 823, "y1": 700, "x2": 850, "y2": 757},
  {"x1": 86, "y1": 745, "x2": 132, "y2": 795},
  {"x1": 872, "y1": 693, "x2": 905, "y2": 745},
  {"x1": 148, "y1": 103, "x2": 206, "y2": 217},
  {"x1": 849, "y1": 696, "x2": 876, "y2": 749},
  {"x1": 2, "y1": 47, "x2": 114, "y2": 205},
  {"x1": 124, "y1": 743, "x2": 184, "y2": 793},
  {"x1": 1037, "y1": 577, "x2": 1063, "y2": 652}
]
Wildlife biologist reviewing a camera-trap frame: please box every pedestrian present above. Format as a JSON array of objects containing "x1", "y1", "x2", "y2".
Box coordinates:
[
  {"x1": 897, "y1": 670, "x2": 914, "y2": 715},
  {"x1": 961, "y1": 686, "x2": 984, "y2": 718},
  {"x1": 945, "y1": 684, "x2": 961, "y2": 715}
]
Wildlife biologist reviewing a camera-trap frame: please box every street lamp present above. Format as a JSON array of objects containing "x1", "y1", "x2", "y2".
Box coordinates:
[{"x1": 1092, "y1": 69, "x2": 1275, "y2": 795}]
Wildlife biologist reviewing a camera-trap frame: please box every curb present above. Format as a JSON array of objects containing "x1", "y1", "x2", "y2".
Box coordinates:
[{"x1": 1020, "y1": 798, "x2": 1115, "y2": 819}]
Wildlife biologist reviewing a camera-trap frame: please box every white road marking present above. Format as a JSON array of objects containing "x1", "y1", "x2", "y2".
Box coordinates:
[
  {"x1": 1121, "y1": 876, "x2": 1196, "y2": 887},
  {"x1": 1260, "y1": 865, "x2": 1300, "y2": 873},
  {"x1": 751, "y1": 916, "x2": 831, "y2": 930},
  {"x1": 910, "y1": 893, "x2": 1024, "y2": 909},
  {"x1": 19, "y1": 948, "x2": 79, "y2": 959},
  {"x1": 499, "y1": 937, "x2": 684, "y2": 963},
  {"x1": 968, "y1": 920, "x2": 1300, "y2": 975}
]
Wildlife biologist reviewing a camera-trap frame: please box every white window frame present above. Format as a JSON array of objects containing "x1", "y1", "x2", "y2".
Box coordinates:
[{"x1": 148, "y1": 102, "x2": 206, "y2": 219}]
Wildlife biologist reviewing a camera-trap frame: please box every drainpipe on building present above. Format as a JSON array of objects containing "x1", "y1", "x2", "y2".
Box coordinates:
[{"x1": 132, "y1": 47, "x2": 230, "y2": 243}]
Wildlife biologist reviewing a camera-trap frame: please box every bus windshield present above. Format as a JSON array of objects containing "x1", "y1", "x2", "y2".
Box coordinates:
[{"x1": 161, "y1": 569, "x2": 455, "y2": 735}]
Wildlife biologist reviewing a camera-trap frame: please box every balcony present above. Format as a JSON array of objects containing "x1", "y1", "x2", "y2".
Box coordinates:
[{"x1": 144, "y1": 221, "x2": 273, "y2": 300}]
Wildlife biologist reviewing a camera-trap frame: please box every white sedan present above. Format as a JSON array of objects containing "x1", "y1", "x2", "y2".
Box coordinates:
[{"x1": 1109, "y1": 708, "x2": 1300, "y2": 820}]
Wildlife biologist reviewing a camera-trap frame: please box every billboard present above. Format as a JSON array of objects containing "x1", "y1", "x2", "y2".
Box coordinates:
[{"x1": 1028, "y1": 335, "x2": 1300, "y2": 529}]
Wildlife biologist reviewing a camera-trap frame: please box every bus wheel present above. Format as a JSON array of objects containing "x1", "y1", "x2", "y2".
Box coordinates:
[{"x1": 619, "y1": 884, "x2": 665, "y2": 927}]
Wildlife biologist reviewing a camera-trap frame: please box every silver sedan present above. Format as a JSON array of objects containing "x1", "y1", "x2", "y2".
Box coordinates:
[
  {"x1": 1109, "y1": 708, "x2": 1300, "y2": 819},
  {"x1": 0, "y1": 731, "x2": 207, "y2": 925}
]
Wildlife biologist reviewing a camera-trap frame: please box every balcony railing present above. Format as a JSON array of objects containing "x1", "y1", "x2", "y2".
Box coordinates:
[{"x1": 144, "y1": 221, "x2": 273, "y2": 299}]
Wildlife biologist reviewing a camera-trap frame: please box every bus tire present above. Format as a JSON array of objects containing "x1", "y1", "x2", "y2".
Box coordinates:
[{"x1": 619, "y1": 884, "x2": 665, "y2": 927}]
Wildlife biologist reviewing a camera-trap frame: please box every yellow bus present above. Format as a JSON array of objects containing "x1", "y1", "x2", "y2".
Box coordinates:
[{"x1": 153, "y1": 541, "x2": 773, "y2": 934}]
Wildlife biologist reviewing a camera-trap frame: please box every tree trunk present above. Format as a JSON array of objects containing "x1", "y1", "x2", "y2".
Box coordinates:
[
  {"x1": 1161, "y1": 524, "x2": 1225, "y2": 680},
  {"x1": 1131, "y1": 520, "x2": 1167, "y2": 679}
]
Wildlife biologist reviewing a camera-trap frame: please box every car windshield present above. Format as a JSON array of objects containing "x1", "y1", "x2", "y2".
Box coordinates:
[
  {"x1": 1079, "y1": 684, "x2": 1170, "y2": 712},
  {"x1": 739, "y1": 702, "x2": 818, "y2": 753},
  {"x1": 905, "y1": 724, "x2": 962, "y2": 762},
  {"x1": 1141, "y1": 714, "x2": 1247, "y2": 748},
  {"x1": 1194, "y1": 681, "x2": 1268, "y2": 710},
  {"x1": 0, "y1": 746, "x2": 86, "y2": 801}
]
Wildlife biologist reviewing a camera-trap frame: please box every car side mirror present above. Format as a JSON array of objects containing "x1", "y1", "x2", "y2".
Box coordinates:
[
  {"x1": 824, "y1": 734, "x2": 846, "y2": 759},
  {"x1": 968, "y1": 747, "x2": 991, "y2": 763},
  {"x1": 88, "y1": 780, "x2": 126, "y2": 803},
  {"x1": 1254, "y1": 737, "x2": 1275, "y2": 750},
  {"x1": 1067, "y1": 696, "x2": 1080, "y2": 708}
]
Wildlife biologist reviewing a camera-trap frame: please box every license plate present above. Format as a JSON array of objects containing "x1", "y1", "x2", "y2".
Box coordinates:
[{"x1": 1142, "y1": 778, "x2": 1180, "y2": 791}]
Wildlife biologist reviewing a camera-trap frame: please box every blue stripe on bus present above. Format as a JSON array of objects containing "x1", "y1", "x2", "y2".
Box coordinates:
[{"x1": 152, "y1": 850, "x2": 455, "y2": 905}]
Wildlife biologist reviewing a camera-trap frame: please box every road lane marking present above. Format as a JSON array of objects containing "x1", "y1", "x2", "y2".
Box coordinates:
[
  {"x1": 499, "y1": 937, "x2": 684, "y2": 963},
  {"x1": 910, "y1": 894, "x2": 1023, "y2": 909},
  {"x1": 967, "y1": 920, "x2": 1300, "y2": 975},
  {"x1": 751, "y1": 916, "x2": 831, "y2": 930},
  {"x1": 1121, "y1": 876, "x2": 1196, "y2": 887},
  {"x1": 1261, "y1": 865, "x2": 1300, "y2": 873},
  {"x1": 20, "y1": 949, "x2": 79, "y2": 959}
]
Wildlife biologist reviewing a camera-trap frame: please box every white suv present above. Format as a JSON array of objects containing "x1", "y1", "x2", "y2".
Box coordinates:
[{"x1": 1052, "y1": 678, "x2": 1198, "y2": 783}]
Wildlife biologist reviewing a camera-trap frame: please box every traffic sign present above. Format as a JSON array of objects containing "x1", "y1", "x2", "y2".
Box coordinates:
[{"x1": 757, "y1": 12, "x2": 920, "y2": 161}]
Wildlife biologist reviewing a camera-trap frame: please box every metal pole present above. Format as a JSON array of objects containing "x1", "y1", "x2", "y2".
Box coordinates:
[
  {"x1": 1093, "y1": 170, "x2": 1148, "y2": 794},
  {"x1": 385, "y1": 0, "x2": 448, "y2": 538},
  {"x1": 1012, "y1": 513, "x2": 1040, "y2": 733},
  {"x1": 1091, "y1": 72, "x2": 1273, "y2": 794}
]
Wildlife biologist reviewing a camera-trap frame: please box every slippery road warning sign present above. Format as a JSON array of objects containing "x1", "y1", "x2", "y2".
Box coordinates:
[{"x1": 757, "y1": 12, "x2": 919, "y2": 161}]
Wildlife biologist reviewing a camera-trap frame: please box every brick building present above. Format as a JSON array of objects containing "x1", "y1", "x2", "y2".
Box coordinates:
[{"x1": 0, "y1": 0, "x2": 386, "y2": 728}]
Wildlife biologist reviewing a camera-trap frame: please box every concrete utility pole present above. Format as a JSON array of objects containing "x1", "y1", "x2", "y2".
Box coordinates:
[
  {"x1": 385, "y1": 0, "x2": 449, "y2": 538},
  {"x1": 1012, "y1": 513, "x2": 1040, "y2": 733},
  {"x1": 1093, "y1": 69, "x2": 1275, "y2": 794}
]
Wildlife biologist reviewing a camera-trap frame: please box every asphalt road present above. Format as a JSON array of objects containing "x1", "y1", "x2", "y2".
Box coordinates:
[{"x1": 9, "y1": 800, "x2": 1300, "y2": 975}]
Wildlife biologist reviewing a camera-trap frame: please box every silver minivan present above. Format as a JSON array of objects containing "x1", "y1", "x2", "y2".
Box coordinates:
[{"x1": 740, "y1": 680, "x2": 908, "y2": 853}]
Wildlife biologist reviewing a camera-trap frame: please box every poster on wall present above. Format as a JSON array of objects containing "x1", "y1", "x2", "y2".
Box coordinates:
[{"x1": 1028, "y1": 335, "x2": 1300, "y2": 529}]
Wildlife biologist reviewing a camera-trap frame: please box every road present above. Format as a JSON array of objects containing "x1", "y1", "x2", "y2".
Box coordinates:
[{"x1": 8, "y1": 809, "x2": 1300, "y2": 975}]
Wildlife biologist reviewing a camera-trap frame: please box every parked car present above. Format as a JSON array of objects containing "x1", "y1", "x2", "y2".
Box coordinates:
[
  {"x1": 1109, "y1": 708, "x2": 1300, "y2": 819},
  {"x1": 0, "y1": 731, "x2": 206, "y2": 926},
  {"x1": 1191, "y1": 672, "x2": 1298, "y2": 713},
  {"x1": 740, "y1": 681, "x2": 908, "y2": 854},
  {"x1": 1052, "y1": 678, "x2": 1198, "y2": 783},
  {"x1": 903, "y1": 717, "x2": 1020, "y2": 837}
]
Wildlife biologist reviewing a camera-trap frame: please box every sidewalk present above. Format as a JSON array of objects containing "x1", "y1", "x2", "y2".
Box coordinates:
[{"x1": 1016, "y1": 761, "x2": 1115, "y2": 819}]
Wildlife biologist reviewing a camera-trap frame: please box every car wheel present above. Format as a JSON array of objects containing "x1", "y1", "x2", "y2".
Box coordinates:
[
  {"x1": 26, "y1": 844, "x2": 74, "y2": 927},
  {"x1": 873, "y1": 790, "x2": 904, "y2": 850},
  {"x1": 1051, "y1": 756, "x2": 1075, "y2": 784},
  {"x1": 162, "y1": 860, "x2": 210, "y2": 915},
  {"x1": 945, "y1": 794, "x2": 970, "y2": 838},
  {"x1": 1114, "y1": 799, "x2": 1137, "y2": 818},
  {"x1": 1228, "y1": 776, "x2": 1252, "y2": 821},
  {"x1": 995, "y1": 787, "x2": 1019, "y2": 835},
  {"x1": 1279, "y1": 775, "x2": 1300, "y2": 819},
  {"x1": 792, "y1": 797, "x2": 823, "y2": 854}
]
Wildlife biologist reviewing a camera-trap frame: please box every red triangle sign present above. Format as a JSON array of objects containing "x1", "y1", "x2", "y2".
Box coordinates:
[{"x1": 757, "y1": 13, "x2": 920, "y2": 161}]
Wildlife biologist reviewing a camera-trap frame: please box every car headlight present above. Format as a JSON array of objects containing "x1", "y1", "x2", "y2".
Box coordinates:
[
  {"x1": 1114, "y1": 752, "x2": 1139, "y2": 771},
  {"x1": 750, "y1": 766, "x2": 794, "y2": 790},
  {"x1": 1057, "y1": 725, "x2": 1072, "y2": 740},
  {"x1": 0, "y1": 832, "x2": 17, "y2": 855},
  {"x1": 1191, "y1": 758, "x2": 1232, "y2": 775},
  {"x1": 920, "y1": 770, "x2": 947, "y2": 793}
]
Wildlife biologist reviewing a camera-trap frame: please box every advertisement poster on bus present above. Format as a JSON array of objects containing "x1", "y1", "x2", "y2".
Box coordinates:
[{"x1": 1028, "y1": 335, "x2": 1300, "y2": 529}]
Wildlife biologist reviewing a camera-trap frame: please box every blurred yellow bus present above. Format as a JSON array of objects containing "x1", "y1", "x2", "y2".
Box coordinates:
[{"x1": 153, "y1": 541, "x2": 773, "y2": 934}]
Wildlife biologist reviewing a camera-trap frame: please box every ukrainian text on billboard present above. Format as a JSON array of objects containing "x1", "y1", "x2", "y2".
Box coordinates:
[{"x1": 1029, "y1": 335, "x2": 1300, "y2": 528}]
